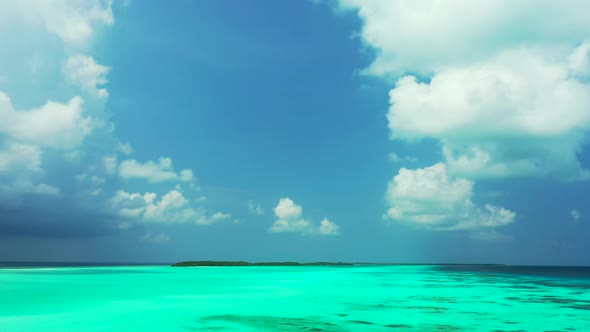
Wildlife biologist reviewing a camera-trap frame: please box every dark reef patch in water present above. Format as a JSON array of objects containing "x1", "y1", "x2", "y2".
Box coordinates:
[
  {"x1": 408, "y1": 295, "x2": 458, "y2": 303},
  {"x1": 198, "y1": 314, "x2": 471, "y2": 332},
  {"x1": 406, "y1": 305, "x2": 449, "y2": 314},
  {"x1": 383, "y1": 323, "x2": 412, "y2": 328},
  {"x1": 185, "y1": 327, "x2": 232, "y2": 331},
  {"x1": 565, "y1": 304, "x2": 590, "y2": 310},
  {"x1": 460, "y1": 311, "x2": 489, "y2": 316},
  {"x1": 504, "y1": 294, "x2": 590, "y2": 310},
  {"x1": 426, "y1": 324, "x2": 464, "y2": 331},
  {"x1": 347, "y1": 320, "x2": 374, "y2": 325}
]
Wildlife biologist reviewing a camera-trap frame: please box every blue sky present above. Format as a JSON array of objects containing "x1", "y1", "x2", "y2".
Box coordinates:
[{"x1": 0, "y1": 0, "x2": 589, "y2": 265}]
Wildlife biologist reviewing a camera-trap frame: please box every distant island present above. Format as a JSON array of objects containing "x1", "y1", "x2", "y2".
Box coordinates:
[
  {"x1": 171, "y1": 261, "x2": 507, "y2": 267},
  {"x1": 172, "y1": 261, "x2": 354, "y2": 267}
]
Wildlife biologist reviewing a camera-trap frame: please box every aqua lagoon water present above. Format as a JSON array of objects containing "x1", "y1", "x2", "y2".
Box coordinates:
[{"x1": 1, "y1": 264, "x2": 589, "y2": 331}]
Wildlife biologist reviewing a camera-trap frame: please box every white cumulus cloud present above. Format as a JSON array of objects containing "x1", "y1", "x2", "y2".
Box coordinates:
[
  {"x1": 388, "y1": 153, "x2": 417, "y2": 164},
  {"x1": 270, "y1": 198, "x2": 340, "y2": 235},
  {"x1": 339, "y1": 1, "x2": 590, "y2": 181},
  {"x1": 339, "y1": 0, "x2": 590, "y2": 76},
  {"x1": 388, "y1": 50, "x2": 590, "y2": 180},
  {"x1": 385, "y1": 163, "x2": 516, "y2": 230},
  {"x1": 111, "y1": 188, "x2": 231, "y2": 226},
  {"x1": 143, "y1": 190, "x2": 189, "y2": 221},
  {"x1": 318, "y1": 218, "x2": 340, "y2": 235},
  {"x1": 118, "y1": 157, "x2": 195, "y2": 183},
  {"x1": 179, "y1": 169, "x2": 195, "y2": 182},
  {"x1": 196, "y1": 211, "x2": 232, "y2": 225}
]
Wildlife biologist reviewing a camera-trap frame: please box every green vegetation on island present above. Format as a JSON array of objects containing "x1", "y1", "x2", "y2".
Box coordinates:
[{"x1": 172, "y1": 261, "x2": 354, "y2": 267}]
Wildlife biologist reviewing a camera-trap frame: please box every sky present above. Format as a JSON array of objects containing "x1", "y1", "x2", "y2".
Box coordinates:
[{"x1": 0, "y1": 0, "x2": 589, "y2": 265}]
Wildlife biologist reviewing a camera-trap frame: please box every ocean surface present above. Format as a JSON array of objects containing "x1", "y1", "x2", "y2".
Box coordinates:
[{"x1": 0, "y1": 264, "x2": 589, "y2": 331}]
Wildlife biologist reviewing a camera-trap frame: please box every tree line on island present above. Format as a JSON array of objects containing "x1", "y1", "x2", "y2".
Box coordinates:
[{"x1": 172, "y1": 261, "x2": 354, "y2": 267}]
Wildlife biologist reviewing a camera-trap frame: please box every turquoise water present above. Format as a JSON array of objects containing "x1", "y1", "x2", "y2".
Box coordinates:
[{"x1": 1, "y1": 265, "x2": 589, "y2": 331}]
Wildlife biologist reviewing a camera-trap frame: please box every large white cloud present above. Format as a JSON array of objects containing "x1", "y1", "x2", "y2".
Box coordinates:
[
  {"x1": 270, "y1": 198, "x2": 340, "y2": 235},
  {"x1": 339, "y1": 0, "x2": 590, "y2": 76},
  {"x1": 340, "y1": 0, "x2": 590, "y2": 181},
  {"x1": 388, "y1": 50, "x2": 590, "y2": 179},
  {"x1": 385, "y1": 163, "x2": 515, "y2": 230}
]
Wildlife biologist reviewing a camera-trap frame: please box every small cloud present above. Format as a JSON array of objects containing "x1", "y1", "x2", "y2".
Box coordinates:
[
  {"x1": 32, "y1": 183, "x2": 61, "y2": 196},
  {"x1": 269, "y1": 198, "x2": 340, "y2": 236},
  {"x1": 388, "y1": 153, "x2": 417, "y2": 163},
  {"x1": 248, "y1": 200, "x2": 264, "y2": 216},
  {"x1": 470, "y1": 230, "x2": 512, "y2": 241},
  {"x1": 63, "y1": 150, "x2": 82, "y2": 162},
  {"x1": 179, "y1": 169, "x2": 195, "y2": 182},
  {"x1": 196, "y1": 211, "x2": 232, "y2": 225},
  {"x1": 118, "y1": 157, "x2": 195, "y2": 183},
  {"x1": 75, "y1": 173, "x2": 88, "y2": 182},
  {"x1": 117, "y1": 222, "x2": 133, "y2": 230},
  {"x1": 140, "y1": 232, "x2": 170, "y2": 244},
  {"x1": 117, "y1": 141, "x2": 134, "y2": 155},
  {"x1": 103, "y1": 155, "x2": 117, "y2": 175},
  {"x1": 549, "y1": 240, "x2": 574, "y2": 249},
  {"x1": 318, "y1": 218, "x2": 340, "y2": 235},
  {"x1": 89, "y1": 188, "x2": 103, "y2": 196},
  {"x1": 571, "y1": 209, "x2": 582, "y2": 223}
]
